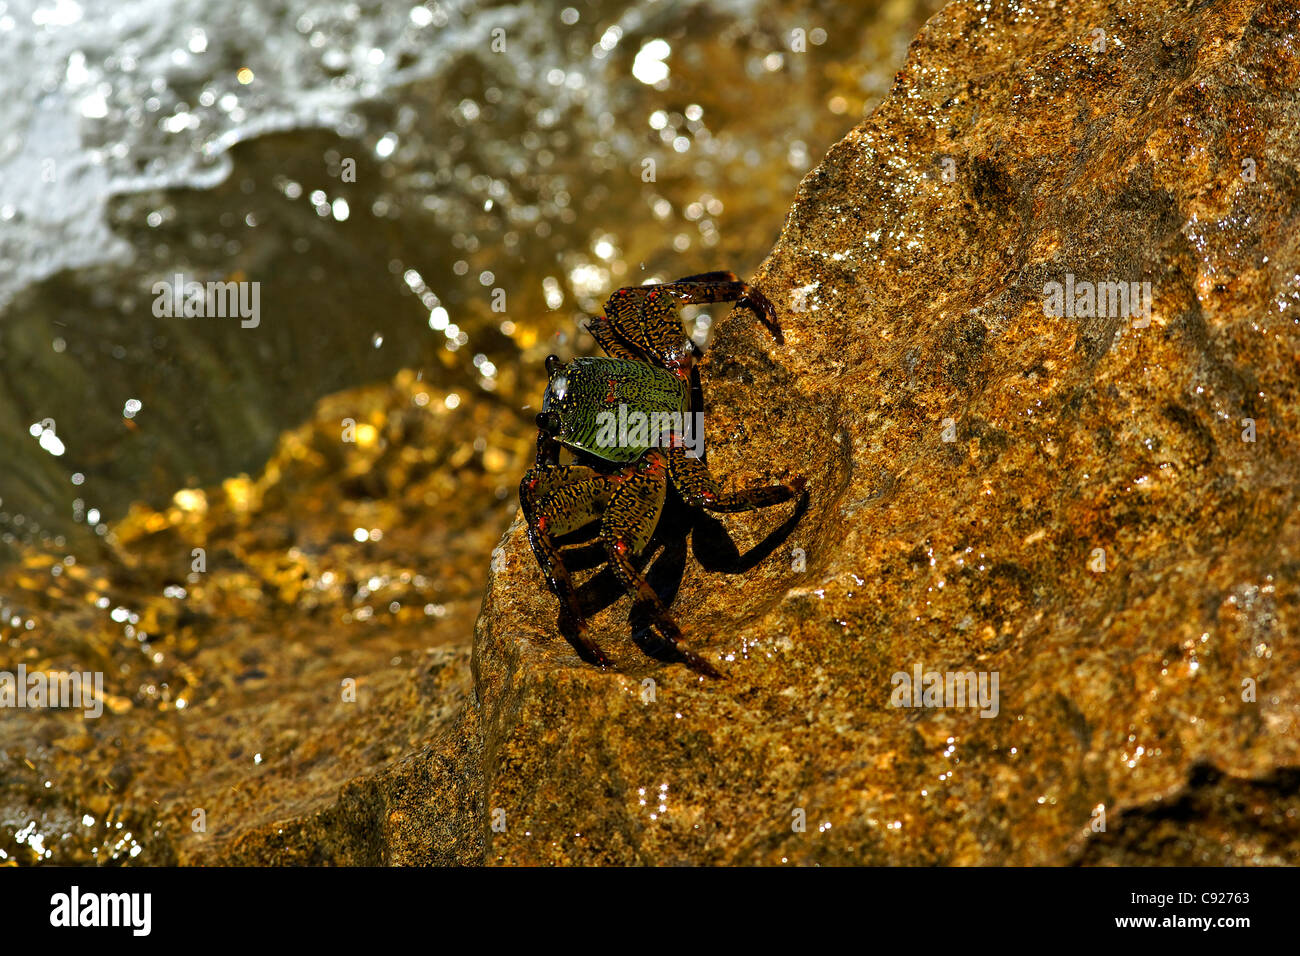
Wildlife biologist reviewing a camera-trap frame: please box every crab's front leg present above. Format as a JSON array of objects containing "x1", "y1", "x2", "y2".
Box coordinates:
[
  {"x1": 589, "y1": 272, "x2": 783, "y2": 375},
  {"x1": 667, "y1": 272, "x2": 783, "y2": 345},
  {"x1": 533, "y1": 416, "x2": 563, "y2": 466},
  {"x1": 520, "y1": 463, "x2": 616, "y2": 667},
  {"x1": 600, "y1": 451, "x2": 723, "y2": 678}
]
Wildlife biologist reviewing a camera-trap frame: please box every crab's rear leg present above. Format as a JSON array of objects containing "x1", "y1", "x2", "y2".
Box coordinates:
[
  {"x1": 665, "y1": 443, "x2": 806, "y2": 512},
  {"x1": 520, "y1": 464, "x2": 617, "y2": 667},
  {"x1": 601, "y1": 451, "x2": 722, "y2": 678}
]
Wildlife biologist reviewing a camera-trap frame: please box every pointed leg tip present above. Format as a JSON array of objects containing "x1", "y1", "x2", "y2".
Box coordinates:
[
  {"x1": 681, "y1": 651, "x2": 725, "y2": 679},
  {"x1": 739, "y1": 287, "x2": 783, "y2": 344},
  {"x1": 583, "y1": 647, "x2": 616, "y2": 670}
]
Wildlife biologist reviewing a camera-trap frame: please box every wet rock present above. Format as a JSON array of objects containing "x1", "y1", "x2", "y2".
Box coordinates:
[
  {"x1": 1, "y1": 371, "x2": 525, "y2": 864},
  {"x1": 6, "y1": 0, "x2": 1299, "y2": 866},
  {"x1": 473, "y1": 0, "x2": 1300, "y2": 864}
]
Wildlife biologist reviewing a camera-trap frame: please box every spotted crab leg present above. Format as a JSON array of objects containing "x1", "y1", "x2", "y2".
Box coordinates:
[
  {"x1": 603, "y1": 538, "x2": 723, "y2": 678},
  {"x1": 665, "y1": 443, "x2": 806, "y2": 512},
  {"x1": 587, "y1": 272, "x2": 784, "y2": 375},
  {"x1": 668, "y1": 272, "x2": 783, "y2": 345},
  {"x1": 519, "y1": 464, "x2": 616, "y2": 667},
  {"x1": 599, "y1": 451, "x2": 723, "y2": 678}
]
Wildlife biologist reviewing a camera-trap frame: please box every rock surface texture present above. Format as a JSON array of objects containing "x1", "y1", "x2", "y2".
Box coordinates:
[
  {"x1": 472, "y1": 0, "x2": 1300, "y2": 865},
  {"x1": 6, "y1": 0, "x2": 1298, "y2": 865}
]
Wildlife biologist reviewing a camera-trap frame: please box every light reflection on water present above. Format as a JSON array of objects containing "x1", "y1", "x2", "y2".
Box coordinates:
[{"x1": 0, "y1": 0, "x2": 940, "y2": 560}]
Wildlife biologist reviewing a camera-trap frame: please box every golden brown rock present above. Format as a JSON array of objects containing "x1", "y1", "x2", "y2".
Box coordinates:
[{"x1": 472, "y1": 0, "x2": 1300, "y2": 864}]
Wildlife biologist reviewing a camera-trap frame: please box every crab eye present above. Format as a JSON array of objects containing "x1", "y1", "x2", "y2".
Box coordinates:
[{"x1": 541, "y1": 373, "x2": 568, "y2": 414}]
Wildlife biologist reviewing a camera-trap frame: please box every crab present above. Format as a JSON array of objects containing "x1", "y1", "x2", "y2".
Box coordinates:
[{"x1": 519, "y1": 271, "x2": 807, "y2": 677}]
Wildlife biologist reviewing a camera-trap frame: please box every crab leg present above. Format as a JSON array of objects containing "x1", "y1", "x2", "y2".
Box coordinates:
[
  {"x1": 589, "y1": 273, "x2": 784, "y2": 372},
  {"x1": 599, "y1": 452, "x2": 722, "y2": 677},
  {"x1": 519, "y1": 465, "x2": 616, "y2": 667},
  {"x1": 662, "y1": 273, "x2": 783, "y2": 345},
  {"x1": 584, "y1": 317, "x2": 644, "y2": 362},
  {"x1": 665, "y1": 445, "x2": 806, "y2": 513},
  {"x1": 603, "y1": 538, "x2": 721, "y2": 678}
]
